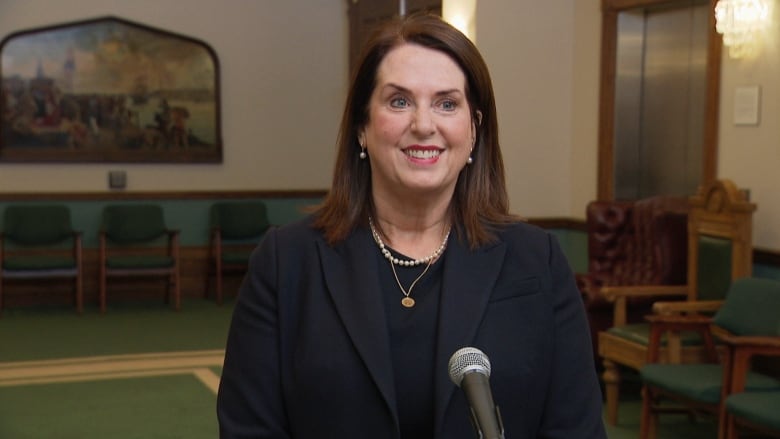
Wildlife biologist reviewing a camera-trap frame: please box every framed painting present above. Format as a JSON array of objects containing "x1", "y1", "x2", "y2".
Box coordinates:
[{"x1": 0, "y1": 16, "x2": 221, "y2": 163}]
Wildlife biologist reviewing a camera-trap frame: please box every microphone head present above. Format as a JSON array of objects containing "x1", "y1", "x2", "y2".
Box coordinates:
[{"x1": 448, "y1": 347, "x2": 491, "y2": 387}]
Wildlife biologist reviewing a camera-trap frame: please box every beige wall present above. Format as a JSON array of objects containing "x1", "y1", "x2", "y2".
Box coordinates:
[
  {"x1": 717, "y1": 2, "x2": 780, "y2": 250},
  {"x1": 475, "y1": 1, "x2": 601, "y2": 220},
  {"x1": 1, "y1": 0, "x2": 779, "y2": 251},
  {"x1": 480, "y1": 0, "x2": 780, "y2": 251},
  {"x1": 0, "y1": 0, "x2": 347, "y2": 192}
]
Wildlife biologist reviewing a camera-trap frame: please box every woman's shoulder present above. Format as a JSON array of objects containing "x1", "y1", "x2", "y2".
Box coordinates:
[
  {"x1": 495, "y1": 220, "x2": 551, "y2": 242},
  {"x1": 268, "y1": 215, "x2": 321, "y2": 241}
]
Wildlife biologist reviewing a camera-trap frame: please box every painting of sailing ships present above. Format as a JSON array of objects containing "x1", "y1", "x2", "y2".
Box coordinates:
[{"x1": 0, "y1": 16, "x2": 221, "y2": 162}]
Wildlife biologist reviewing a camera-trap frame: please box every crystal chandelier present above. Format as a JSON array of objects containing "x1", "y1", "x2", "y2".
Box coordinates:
[{"x1": 715, "y1": 0, "x2": 771, "y2": 58}]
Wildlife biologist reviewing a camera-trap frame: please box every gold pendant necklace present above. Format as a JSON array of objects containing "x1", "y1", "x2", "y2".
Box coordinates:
[
  {"x1": 391, "y1": 257, "x2": 434, "y2": 308},
  {"x1": 369, "y1": 217, "x2": 449, "y2": 308}
]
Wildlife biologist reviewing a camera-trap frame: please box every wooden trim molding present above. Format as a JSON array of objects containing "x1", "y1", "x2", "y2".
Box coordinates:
[{"x1": 755, "y1": 248, "x2": 780, "y2": 267}]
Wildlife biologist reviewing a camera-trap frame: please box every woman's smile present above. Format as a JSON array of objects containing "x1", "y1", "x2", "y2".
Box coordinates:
[{"x1": 403, "y1": 145, "x2": 443, "y2": 162}]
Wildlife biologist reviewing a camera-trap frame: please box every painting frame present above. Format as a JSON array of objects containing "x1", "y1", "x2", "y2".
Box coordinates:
[{"x1": 0, "y1": 16, "x2": 222, "y2": 163}]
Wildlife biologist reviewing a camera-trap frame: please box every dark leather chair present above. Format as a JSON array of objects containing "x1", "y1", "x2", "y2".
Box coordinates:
[{"x1": 577, "y1": 195, "x2": 689, "y2": 369}]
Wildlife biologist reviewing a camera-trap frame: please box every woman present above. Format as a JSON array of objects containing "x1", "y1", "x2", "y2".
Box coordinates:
[{"x1": 218, "y1": 13, "x2": 606, "y2": 439}]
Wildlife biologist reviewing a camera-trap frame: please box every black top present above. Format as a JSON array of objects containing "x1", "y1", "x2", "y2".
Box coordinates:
[{"x1": 377, "y1": 246, "x2": 444, "y2": 439}]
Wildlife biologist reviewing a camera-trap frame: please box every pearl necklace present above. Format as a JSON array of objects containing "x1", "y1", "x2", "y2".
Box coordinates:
[
  {"x1": 368, "y1": 217, "x2": 451, "y2": 267},
  {"x1": 369, "y1": 217, "x2": 451, "y2": 308}
]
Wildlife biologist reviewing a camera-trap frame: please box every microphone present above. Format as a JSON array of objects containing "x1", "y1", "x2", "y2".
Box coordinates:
[{"x1": 448, "y1": 347, "x2": 505, "y2": 439}]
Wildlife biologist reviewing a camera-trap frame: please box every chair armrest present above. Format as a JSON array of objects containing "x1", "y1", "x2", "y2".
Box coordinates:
[
  {"x1": 718, "y1": 334, "x2": 780, "y2": 349},
  {"x1": 601, "y1": 284, "x2": 688, "y2": 326},
  {"x1": 652, "y1": 300, "x2": 724, "y2": 315},
  {"x1": 645, "y1": 314, "x2": 718, "y2": 363},
  {"x1": 601, "y1": 284, "x2": 688, "y2": 301},
  {"x1": 645, "y1": 313, "x2": 714, "y2": 325},
  {"x1": 723, "y1": 334, "x2": 780, "y2": 394}
]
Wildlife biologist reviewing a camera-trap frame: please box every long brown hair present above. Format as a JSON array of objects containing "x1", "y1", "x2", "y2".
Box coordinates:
[{"x1": 313, "y1": 13, "x2": 517, "y2": 248}]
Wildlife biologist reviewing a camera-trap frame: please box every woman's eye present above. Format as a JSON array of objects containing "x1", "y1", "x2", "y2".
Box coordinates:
[
  {"x1": 390, "y1": 97, "x2": 409, "y2": 108},
  {"x1": 438, "y1": 99, "x2": 457, "y2": 111}
]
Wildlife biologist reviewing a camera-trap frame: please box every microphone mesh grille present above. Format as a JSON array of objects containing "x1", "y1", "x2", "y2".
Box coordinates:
[{"x1": 448, "y1": 347, "x2": 491, "y2": 386}]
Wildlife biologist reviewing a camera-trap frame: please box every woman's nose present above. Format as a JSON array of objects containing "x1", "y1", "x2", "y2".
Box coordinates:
[{"x1": 411, "y1": 108, "x2": 435, "y2": 136}]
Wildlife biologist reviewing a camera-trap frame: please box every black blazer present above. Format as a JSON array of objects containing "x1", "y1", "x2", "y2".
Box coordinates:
[{"x1": 217, "y1": 217, "x2": 606, "y2": 438}]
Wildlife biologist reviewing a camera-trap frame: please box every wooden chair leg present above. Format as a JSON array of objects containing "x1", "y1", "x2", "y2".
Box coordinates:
[
  {"x1": 724, "y1": 414, "x2": 737, "y2": 439},
  {"x1": 204, "y1": 265, "x2": 212, "y2": 300},
  {"x1": 639, "y1": 385, "x2": 657, "y2": 439},
  {"x1": 75, "y1": 274, "x2": 84, "y2": 314},
  {"x1": 99, "y1": 269, "x2": 107, "y2": 313},
  {"x1": 164, "y1": 275, "x2": 171, "y2": 305},
  {"x1": 603, "y1": 358, "x2": 622, "y2": 425},
  {"x1": 173, "y1": 269, "x2": 181, "y2": 311},
  {"x1": 216, "y1": 264, "x2": 223, "y2": 306}
]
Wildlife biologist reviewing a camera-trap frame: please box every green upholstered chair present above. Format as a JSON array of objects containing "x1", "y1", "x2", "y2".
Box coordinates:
[
  {"x1": 725, "y1": 391, "x2": 780, "y2": 438},
  {"x1": 598, "y1": 179, "x2": 757, "y2": 425},
  {"x1": 98, "y1": 204, "x2": 180, "y2": 312},
  {"x1": 639, "y1": 277, "x2": 780, "y2": 439},
  {"x1": 0, "y1": 204, "x2": 83, "y2": 314},
  {"x1": 722, "y1": 322, "x2": 780, "y2": 438},
  {"x1": 205, "y1": 201, "x2": 271, "y2": 305}
]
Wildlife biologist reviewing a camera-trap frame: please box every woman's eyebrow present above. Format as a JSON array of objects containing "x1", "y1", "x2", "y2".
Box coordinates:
[{"x1": 381, "y1": 82, "x2": 463, "y2": 97}]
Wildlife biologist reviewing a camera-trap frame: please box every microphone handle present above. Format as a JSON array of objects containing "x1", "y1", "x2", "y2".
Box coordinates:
[{"x1": 461, "y1": 372, "x2": 505, "y2": 439}]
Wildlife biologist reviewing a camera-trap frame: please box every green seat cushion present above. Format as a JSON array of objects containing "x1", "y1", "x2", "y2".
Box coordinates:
[
  {"x1": 106, "y1": 255, "x2": 174, "y2": 269},
  {"x1": 641, "y1": 364, "x2": 780, "y2": 404},
  {"x1": 606, "y1": 323, "x2": 706, "y2": 346},
  {"x1": 3, "y1": 256, "x2": 76, "y2": 271},
  {"x1": 726, "y1": 391, "x2": 780, "y2": 431}
]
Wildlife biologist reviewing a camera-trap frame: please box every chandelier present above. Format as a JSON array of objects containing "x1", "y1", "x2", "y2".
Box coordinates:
[{"x1": 715, "y1": 0, "x2": 771, "y2": 58}]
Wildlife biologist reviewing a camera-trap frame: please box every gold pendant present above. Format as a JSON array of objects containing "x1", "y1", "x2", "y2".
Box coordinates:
[{"x1": 401, "y1": 297, "x2": 415, "y2": 308}]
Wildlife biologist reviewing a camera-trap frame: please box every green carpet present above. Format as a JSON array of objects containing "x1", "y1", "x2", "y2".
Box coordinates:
[
  {"x1": 0, "y1": 374, "x2": 218, "y2": 439},
  {"x1": 0, "y1": 298, "x2": 232, "y2": 439},
  {"x1": 0, "y1": 298, "x2": 721, "y2": 438},
  {"x1": 0, "y1": 299, "x2": 235, "y2": 362}
]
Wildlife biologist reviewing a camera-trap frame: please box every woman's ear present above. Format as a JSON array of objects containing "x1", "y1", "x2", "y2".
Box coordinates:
[{"x1": 472, "y1": 110, "x2": 482, "y2": 144}]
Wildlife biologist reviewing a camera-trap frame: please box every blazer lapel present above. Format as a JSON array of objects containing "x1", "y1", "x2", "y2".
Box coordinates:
[
  {"x1": 317, "y1": 228, "x2": 398, "y2": 424},
  {"x1": 433, "y1": 236, "x2": 506, "y2": 436}
]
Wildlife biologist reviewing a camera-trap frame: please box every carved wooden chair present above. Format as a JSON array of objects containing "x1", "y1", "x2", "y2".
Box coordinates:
[{"x1": 598, "y1": 179, "x2": 756, "y2": 425}]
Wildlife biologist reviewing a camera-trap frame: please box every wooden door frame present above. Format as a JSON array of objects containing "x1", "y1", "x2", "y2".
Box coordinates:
[{"x1": 597, "y1": 0, "x2": 722, "y2": 200}]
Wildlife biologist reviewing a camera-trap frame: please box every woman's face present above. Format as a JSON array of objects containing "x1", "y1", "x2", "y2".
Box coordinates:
[{"x1": 360, "y1": 43, "x2": 474, "y2": 203}]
